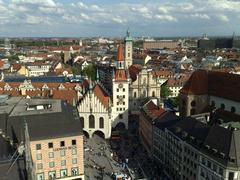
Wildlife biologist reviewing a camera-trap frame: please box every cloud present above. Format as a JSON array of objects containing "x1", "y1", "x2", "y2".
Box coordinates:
[
  {"x1": 190, "y1": 13, "x2": 210, "y2": 20},
  {"x1": 218, "y1": 14, "x2": 229, "y2": 22},
  {"x1": 12, "y1": 0, "x2": 56, "y2": 7},
  {"x1": 0, "y1": 0, "x2": 239, "y2": 36},
  {"x1": 155, "y1": 14, "x2": 177, "y2": 22},
  {"x1": 112, "y1": 16, "x2": 127, "y2": 24}
]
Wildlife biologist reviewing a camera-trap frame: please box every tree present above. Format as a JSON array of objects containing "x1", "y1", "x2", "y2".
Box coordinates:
[
  {"x1": 60, "y1": 51, "x2": 65, "y2": 63},
  {"x1": 8, "y1": 54, "x2": 19, "y2": 62},
  {"x1": 160, "y1": 86, "x2": 172, "y2": 98},
  {"x1": 81, "y1": 64, "x2": 97, "y2": 80}
]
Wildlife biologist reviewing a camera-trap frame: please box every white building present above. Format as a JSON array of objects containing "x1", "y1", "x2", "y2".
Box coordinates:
[{"x1": 78, "y1": 43, "x2": 130, "y2": 138}]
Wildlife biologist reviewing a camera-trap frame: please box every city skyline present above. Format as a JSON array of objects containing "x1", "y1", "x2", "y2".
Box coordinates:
[{"x1": 0, "y1": 0, "x2": 240, "y2": 37}]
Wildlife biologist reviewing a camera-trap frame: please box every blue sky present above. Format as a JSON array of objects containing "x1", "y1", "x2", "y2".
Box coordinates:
[{"x1": 0, "y1": 0, "x2": 239, "y2": 37}]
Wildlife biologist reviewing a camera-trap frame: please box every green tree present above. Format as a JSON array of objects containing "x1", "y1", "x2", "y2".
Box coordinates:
[
  {"x1": 161, "y1": 86, "x2": 172, "y2": 98},
  {"x1": 60, "y1": 51, "x2": 65, "y2": 62},
  {"x1": 81, "y1": 64, "x2": 97, "y2": 80},
  {"x1": 8, "y1": 55, "x2": 19, "y2": 62}
]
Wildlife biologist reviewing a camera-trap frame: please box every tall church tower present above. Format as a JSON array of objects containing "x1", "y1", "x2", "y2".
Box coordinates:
[
  {"x1": 124, "y1": 29, "x2": 133, "y2": 69},
  {"x1": 112, "y1": 43, "x2": 130, "y2": 129}
]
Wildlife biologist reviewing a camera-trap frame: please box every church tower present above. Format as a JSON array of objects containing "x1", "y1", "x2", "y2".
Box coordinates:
[
  {"x1": 112, "y1": 43, "x2": 130, "y2": 129},
  {"x1": 124, "y1": 29, "x2": 133, "y2": 69}
]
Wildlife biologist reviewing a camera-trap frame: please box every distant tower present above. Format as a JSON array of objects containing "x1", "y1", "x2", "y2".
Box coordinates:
[
  {"x1": 112, "y1": 43, "x2": 130, "y2": 129},
  {"x1": 79, "y1": 40, "x2": 83, "y2": 46},
  {"x1": 124, "y1": 29, "x2": 133, "y2": 69}
]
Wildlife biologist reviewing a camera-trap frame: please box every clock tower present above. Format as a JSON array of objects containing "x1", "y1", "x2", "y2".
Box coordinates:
[
  {"x1": 124, "y1": 29, "x2": 133, "y2": 69},
  {"x1": 112, "y1": 43, "x2": 130, "y2": 129}
]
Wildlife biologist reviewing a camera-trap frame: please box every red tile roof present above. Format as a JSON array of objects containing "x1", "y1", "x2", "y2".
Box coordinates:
[
  {"x1": 180, "y1": 70, "x2": 208, "y2": 95},
  {"x1": 0, "y1": 60, "x2": 4, "y2": 69},
  {"x1": 117, "y1": 44, "x2": 124, "y2": 61},
  {"x1": 152, "y1": 70, "x2": 174, "y2": 78},
  {"x1": 93, "y1": 84, "x2": 110, "y2": 109},
  {"x1": 181, "y1": 70, "x2": 240, "y2": 101},
  {"x1": 115, "y1": 69, "x2": 127, "y2": 81},
  {"x1": 144, "y1": 100, "x2": 166, "y2": 120},
  {"x1": 11, "y1": 63, "x2": 22, "y2": 71}
]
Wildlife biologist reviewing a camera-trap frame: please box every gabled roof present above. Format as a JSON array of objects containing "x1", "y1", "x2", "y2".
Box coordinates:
[
  {"x1": 93, "y1": 84, "x2": 110, "y2": 109},
  {"x1": 142, "y1": 100, "x2": 166, "y2": 121}
]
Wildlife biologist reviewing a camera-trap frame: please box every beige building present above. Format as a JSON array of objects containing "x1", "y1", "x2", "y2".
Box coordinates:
[
  {"x1": 143, "y1": 40, "x2": 180, "y2": 50},
  {"x1": 129, "y1": 65, "x2": 173, "y2": 113},
  {"x1": 31, "y1": 135, "x2": 84, "y2": 180},
  {"x1": 0, "y1": 97, "x2": 84, "y2": 180}
]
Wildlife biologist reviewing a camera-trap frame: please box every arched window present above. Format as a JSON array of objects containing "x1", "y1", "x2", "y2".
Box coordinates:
[
  {"x1": 143, "y1": 90, "x2": 146, "y2": 97},
  {"x1": 191, "y1": 100, "x2": 196, "y2": 107},
  {"x1": 134, "y1": 92, "x2": 137, "y2": 98},
  {"x1": 231, "y1": 107, "x2": 236, "y2": 113},
  {"x1": 221, "y1": 104, "x2": 225, "y2": 110},
  {"x1": 80, "y1": 117, "x2": 84, "y2": 128},
  {"x1": 99, "y1": 117, "x2": 104, "y2": 129},
  {"x1": 152, "y1": 91, "x2": 155, "y2": 97},
  {"x1": 89, "y1": 115, "x2": 95, "y2": 128}
]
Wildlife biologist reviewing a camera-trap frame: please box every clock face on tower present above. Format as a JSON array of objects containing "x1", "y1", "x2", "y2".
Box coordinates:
[{"x1": 118, "y1": 83, "x2": 123, "y2": 88}]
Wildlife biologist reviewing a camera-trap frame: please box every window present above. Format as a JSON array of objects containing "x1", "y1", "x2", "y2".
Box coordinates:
[
  {"x1": 60, "y1": 149, "x2": 65, "y2": 157},
  {"x1": 89, "y1": 115, "x2": 95, "y2": 128},
  {"x1": 228, "y1": 172, "x2": 234, "y2": 180},
  {"x1": 48, "y1": 171, "x2": 56, "y2": 180},
  {"x1": 119, "y1": 114, "x2": 123, "y2": 119},
  {"x1": 61, "y1": 160, "x2": 66, "y2": 166},
  {"x1": 231, "y1": 107, "x2": 236, "y2": 113},
  {"x1": 191, "y1": 101, "x2": 196, "y2": 107},
  {"x1": 99, "y1": 117, "x2": 104, "y2": 129},
  {"x1": 36, "y1": 153, "x2": 42, "y2": 160},
  {"x1": 49, "y1": 162, "x2": 55, "y2": 168},
  {"x1": 117, "y1": 102, "x2": 119, "y2": 105},
  {"x1": 36, "y1": 144, "x2": 41, "y2": 150},
  {"x1": 37, "y1": 163, "x2": 43, "y2": 170},
  {"x1": 80, "y1": 117, "x2": 84, "y2": 128},
  {"x1": 72, "y1": 139, "x2": 76, "y2": 146},
  {"x1": 221, "y1": 103, "x2": 225, "y2": 110},
  {"x1": 128, "y1": 53, "x2": 130, "y2": 57},
  {"x1": 123, "y1": 88, "x2": 125, "y2": 92},
  {"x1": 213, "y1": 164, "x2": 217, "y2": 172},
  {"x1": 72, "y1": 158, "x2": 77, "y2": 164},
  {"x1": 219, "y1": 168, "x2": 223, "y2": 176},
  {"x1": 117, "y1": 88, "x2": 119, "y2": 92},
  {"x1": 72, "y1": 148, "x2": 77, "y2": 155},
  {"x1": 207, "y1": 160, "x2": 211, "y2": 168},
  {"x1": 123, "y1": 102, "x2": 125, "y2": 105},
  {"x1": 60, "y1": 141, "x2": 65, "y2": 147},
  {"x1": 48, "y1": 142, "x2": 53, "y2": 149},
  {"x1": 49, "y1": 152, "x2": 54, "y2": 158},
  {"x1": 211, "y1": 101, "x2": 215, "y2": 107},
  {"x1": 134, "y1": 92, "x2": 137, "y2": 98},
  {"x1": 37, "y1": 173, "x2": 44, "y2": 180},
  {"x1": 152, "y1": 91, "x2": 155, "y2": 97},
  {"x1": 72, "y1": 167, "x2": 79, "y2": 175},
  {"x1": 60, "y1": 169, "x2": 67, "y2": 177}
]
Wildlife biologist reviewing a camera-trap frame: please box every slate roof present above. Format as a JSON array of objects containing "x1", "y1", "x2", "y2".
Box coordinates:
[{"x1": 167, "y1": 117, "x2": 240, "y2": 167}]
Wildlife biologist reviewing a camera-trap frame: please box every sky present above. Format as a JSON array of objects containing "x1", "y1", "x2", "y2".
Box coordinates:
[{"x1": 0, "y1": 0, "x2": 240, "y2": 37}]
